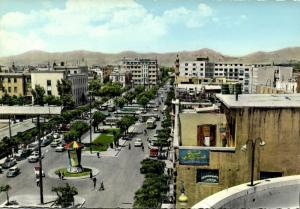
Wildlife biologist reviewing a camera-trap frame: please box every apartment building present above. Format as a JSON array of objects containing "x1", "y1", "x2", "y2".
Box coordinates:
[
  {"x1": 174, "y1": 94, "x2": 300, "y2": 208},
  {"x1": 121, "y1": 58, "x2": 159, "y2": 87},
  {"x1": 0, "y1": 73, "x2": 31, "y2": 98},
  {"x1": 109, "y1": 67, "x2": 132, "y2": 87},
  {"x1": 31, "y1": 63, "x2": 88, "y2": 105},
  {"x1": 179, "y1": 58, "x2": 214, "y2": 78}
]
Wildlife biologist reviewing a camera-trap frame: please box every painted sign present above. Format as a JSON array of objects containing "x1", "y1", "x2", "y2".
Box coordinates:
[
  {"x1": 69, "y1": 150, "x2": 79, "y2": 167},
  {"x1": 179, "y1": 149, "x2": 209, "y2": 165}
]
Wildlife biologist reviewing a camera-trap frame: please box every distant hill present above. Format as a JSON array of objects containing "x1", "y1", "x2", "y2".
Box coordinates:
[{"x1": 0, "y1": 47, "x2": 300, "y2": 67}]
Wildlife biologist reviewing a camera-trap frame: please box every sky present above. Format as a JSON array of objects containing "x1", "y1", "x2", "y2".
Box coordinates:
[{"x1": 0, "y1": 0, "x2": 300, "y2": 57}]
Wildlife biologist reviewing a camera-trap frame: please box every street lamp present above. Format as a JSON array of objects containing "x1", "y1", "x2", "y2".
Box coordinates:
[
  {"x1": 89, "y1": 91, "x2": 94, "y2": 154},
  {"x1": 241, "y1": 137, "x2": 266, "y2": 186},
  {"x1": 178, "y1": 180, "x2": 188, "y2": 204}
]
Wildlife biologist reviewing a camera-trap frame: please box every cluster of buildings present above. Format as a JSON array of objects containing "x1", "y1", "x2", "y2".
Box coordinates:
[
  {"x1": 172, "y1": 55, "x2": 300, "y2": 208},
  {"x1": 0, "y1": 58, "x2": 160, "y2": 105}
]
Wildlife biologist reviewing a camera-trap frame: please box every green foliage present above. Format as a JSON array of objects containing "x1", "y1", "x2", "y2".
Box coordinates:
[
  {"x1": 64, "y1": 121, "x2": 89, "y2": 142},
  {"x1": 92, "y1": 111, "x2": 106, "y2": 131},
  {"x1": 117, "y1": 115, "x2": 137, "y2": 133},
  {"x1": 57, "y1": 79, "x2": 74, "y2": 108},
  {"x1": 31, "y1": 85, "x2": 45, "y2": 105},
  {"x1": 134, "y1": 159, "x2": 168, "y2": 208},
  {"x1": 99, "y1": 83, "x2": 122, "y2": 98},
  {"x1": 124, "y1": 92, "x2": 135, "y2": 104},
  {"x1": 52, "y1": 183, "x2": 78, "y2": 208},
  {"x1": 137, "y1": 95, "x2": 150, "y2": 109},
  {"x1": 114, "y1": 97, "x2": 128, "y2": 108},
  {"x1": 88, "y1": 79, "x2": 101, "y2": 94},
  {"x1": 44, "y1": 95, "x2": 62, "y2": 105}
]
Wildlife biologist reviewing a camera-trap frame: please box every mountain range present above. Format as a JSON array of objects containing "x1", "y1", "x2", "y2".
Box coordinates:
[{"x1": 0, "y1": 47, "x2": 300, "y2": 67}]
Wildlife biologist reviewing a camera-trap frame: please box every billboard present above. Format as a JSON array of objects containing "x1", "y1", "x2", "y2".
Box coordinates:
[{"x1": 179, "y1": 149, "x2": 209, "y2": 165}]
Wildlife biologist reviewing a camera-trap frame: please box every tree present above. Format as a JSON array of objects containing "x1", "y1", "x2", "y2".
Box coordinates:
[
  {"x1": 114, "y1": 97, "x2": 128, "y2": 109},
  {"x1": 92, "y1": 111, "x2": 106, "y2": 132},
  {"x1": 31, "y1": 85, "x2": 45, "y2": 105},
  {"x1": 57, "y1": 79, "x2": 74, "y2": 108},
  {"x1": 117, "y1": 115, "x2": 136, "y2": 134},
  {"x1": 124, "y1": 92, "x2": 135, "y2": 104},
  {"x1": 137, "y1": 95, "x2": 150, "y2": 110},
  {"x1": 88, "y1": 79, "x2": 101, "y2": 95},
  {"x1": 44, "y1": 95, "x2": 61, "y2": 105},
  {"x1": 52, "y1": 183, "x2": 78, "y2": 208},
  {"x1": 0, "y1": 184, "x2": 11, "y2": 205},
  {"x1": 140, "y1": 159, "x2": 166, "y2": 175}
]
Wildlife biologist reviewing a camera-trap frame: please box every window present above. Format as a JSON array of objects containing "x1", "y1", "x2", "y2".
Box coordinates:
[
  {"x1": 8, "y1": 87, "x2": 11, "y2": 93},
  {"x1": 47, "y1": 90, "x2": 52, "y2": 95},
  {"x1": 185, "y1": 73, "x2": 188, "y2": 76},
  {"x1": 197, "y1": 169, "x2": 219, "y2": 183},
  {"x1": 74, "y1": 70, "x2": 77, "y2": 74},
  {"x1": 193, "y1": 63, "x2": 196, "y2": 66},
  {"x1": 47, "y1": 80, "x2": 51, "y2": 86},
  {"x1": 200, "y1": 73, "x2": 203, "y2": 76},
  {"x1": 14, "y1": 87, "x2": 17, "y2": 93},
  {"x1": 185, "y1": 68, "x2": 188, "y2": 71},
  {"x1": 14, "y1": 78, "x2": 17, "y2": 83},
  {"x1": 185, "y1": 63, "x2": 188, "y2": 66},
  {"x1": 8, "y1": 78, "x2": 11, "y2": 83},
  {"x1": 193, "y1": 68, "x2": 196, "y2": 71},
  {"x1": 260, "y1": 171, "x2": 282, "y2": 180}
]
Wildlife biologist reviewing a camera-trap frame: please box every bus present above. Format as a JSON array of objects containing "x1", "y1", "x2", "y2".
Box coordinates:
[
  {"x1": 146, "y1": 117, "x2": 156, "y2": 129},
  {"x1": 140, "y1": 113, "x2": 160, "y2": 122},
  {"x1": 103, "y1": 117, "x2": 120, "y2": 125},
  {"x1": 114, "y1": 110, "x2": 138, "y2": 118}
]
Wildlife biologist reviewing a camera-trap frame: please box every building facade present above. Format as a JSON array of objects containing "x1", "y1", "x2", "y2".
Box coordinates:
[
  {"x1": 121, "y1": 58, "x2": 159, "y2": 87},
  {"x1": 174, "y1": 94, "x2": 300, "y2": 208},
  {"x1": 179, "y1": 58, "x2": 214, "y2": 79},
  {"x1": 0, "y1": 73, "x2": 31, "y2": 97}
]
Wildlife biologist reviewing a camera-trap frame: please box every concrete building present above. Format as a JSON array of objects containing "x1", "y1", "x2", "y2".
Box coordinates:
[
  {"x1": 121, "y1": 58, "x2": 159, "y2": 87},
  {"x1": 31, "y1": 63, "x2": 88, "y2": 105},
  {"x1": 0, "y1": 73, "x2": 31, "y2": 98},
  {"x1": 179, "y1": 58, "x2": 214, "y2": 79},
  {"x1": 174, "y1": 94, "x2": 300, "y2": 208},
  {"x1": 90, "y1": 67, "x2": 104, "y2": 83},
  {"x1": 249, "y1": 66, "x2": 293, "y2": 93},
  {"x1": 109, "y1": 67, "x2": 132, "y2": 87}
]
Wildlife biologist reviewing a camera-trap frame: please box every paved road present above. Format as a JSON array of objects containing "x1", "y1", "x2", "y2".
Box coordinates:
[
  {"x1": 0, "y1": 86, "x2": 168, "y2": 207},
  {"x1": 0, "y1": 119, "x2": 36, "y2": 140}
]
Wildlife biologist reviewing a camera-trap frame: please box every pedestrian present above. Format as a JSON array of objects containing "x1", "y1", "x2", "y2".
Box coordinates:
[
  {"x1": 141, "y1": 144, "x2": 144, "y2": 151},
  {"x1": 61, "y1": 172, "x2": 64, "y2": 180},
  {"x1": 128, "y1": 143, "x2": 131, "y2": 150},
  {"x1": 36, "y1": 178, "x2": 40, "y2": 187},
  {"x1": 93, "y1": 177, "x2": 97, "y2": 190},
  {"x1": 97, "y1": 152, "x2": 100, "y2": 158},
  {"x1": 90, "y1": 171, "x2": 93, "y2": 179},
  {"x1": 58, "y1": 171, "x2": 61, "y2": 179},
  {"x1": 99, "y1": 180, "x2": 105, "y2": 191}
]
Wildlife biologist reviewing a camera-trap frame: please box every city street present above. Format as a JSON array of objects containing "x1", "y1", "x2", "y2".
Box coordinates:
[
  {"x1": 0, "y1": 119, "x2": 36, "y2": 141},
  {"x1": 0, "y1": 87, "x2": 168, "y2": 208}
]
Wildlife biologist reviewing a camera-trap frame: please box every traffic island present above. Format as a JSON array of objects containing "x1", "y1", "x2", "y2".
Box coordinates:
[{"x1": 55, "y1": 167, "x2": 92, "y2": 178}]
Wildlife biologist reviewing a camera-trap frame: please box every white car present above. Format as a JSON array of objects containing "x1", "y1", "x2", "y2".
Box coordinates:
[
  {"x1": 153, "y1": 108, "x2": 159, "y2": 111},
  {"x1": 50, "y1": 138, "x2": 62, "y2": 147},
  {"x1": 28, "y1": 151, "x2": 44, "y2": 163},
  {"x1": 53, "y1": 133, "x2": 60, "y2": 139},
  {"x1": 55, "y1": 145, "x2": 65, "y2": 152},
  {"x1": 134, "y1": 138, "x2": 143, "y2": 147}
]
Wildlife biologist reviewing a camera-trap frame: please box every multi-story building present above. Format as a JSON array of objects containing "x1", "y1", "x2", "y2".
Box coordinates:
[
  {"x1": 174, "y1": 94, "x2": 300, "y2": 208},
  {"x1": 109, "y1": 67, "x2": 132, "y2": 87},
  {"x1": 0, "y1": 73, "x2": 31, "y2": 98},
  {"x1": 179, "y1": 58, "x2": 214, "y2": 79},
  {"x1": 31, "y1": 63, "x2": 88, "y2": 105},
  {"x1": 121, "y1": 58, "x2": 159, "y2": 87}
]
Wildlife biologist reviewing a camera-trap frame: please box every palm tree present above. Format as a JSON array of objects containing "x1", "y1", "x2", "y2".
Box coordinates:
[{"x1": 0, "y1": 184, "x2": 11, "y2": 205}]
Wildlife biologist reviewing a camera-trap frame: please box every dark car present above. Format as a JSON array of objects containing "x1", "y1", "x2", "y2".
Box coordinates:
[
  {"x1": 14, "y1": 149, "x2": 32, "y2": 161},
  {"x1": 6, "y1": 166, "x2": 20, "y2": 178},
  {"x1": 1, "y1": 158, "x2": 17, "y2": 169}
]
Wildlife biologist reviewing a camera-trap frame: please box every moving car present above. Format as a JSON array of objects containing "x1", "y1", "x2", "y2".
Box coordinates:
[
  {"x1": 28, "y1": 151, "x2": 44, "y2": 163},
  {"x1": 134, "y1": 138, "x2": 143, "y2": 147},
  {"x1": 41, "y1": 135, "x2": 53, "y2": 147},
  {"x1": 1, "y1": 158, "x2": 17, "y2": 169},
  {"x1": 14, "y1": 149, "x2": 32, "y2": 161},
  {"x1": 55, "y1": 144, "x2": 65, "y2": 152},
  {"x1": 50, "y1": 138, "x2": 62, "y2": 147},
  {"x1": 27, "y1": 141, "x2": 38, "y2": 152},
  {"x1": 6, "y1": 166, "x2": 20, "y2": 178}
]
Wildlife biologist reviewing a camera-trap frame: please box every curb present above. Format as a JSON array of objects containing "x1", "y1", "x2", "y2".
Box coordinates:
[{"x1": 48, "y1": 166, "x2": 100, "y2": 180}]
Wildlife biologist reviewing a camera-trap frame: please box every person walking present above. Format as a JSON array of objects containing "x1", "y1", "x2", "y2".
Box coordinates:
[
  {"x1": 93, "y1": 177, "x2": 97, "y2": 190},
  {"x1": 36, "y1": 178, "x2": 40, "y2": 187},
  {"x1": 97, "y1": 152, "x2": 100, "y2": 158},
  {"x1": 90, "y1": 171, "x2": 93, "y2": 179},
  {"x1": 99, "y1": 180, "x2": 105, "y2": 191},
  {"x1": 58, "y1": 171, "x2": 61, "y2": 180},
  {"x1": 61, "y1": 173, "x2": 64, "y2": 180},
  {"x1": 128, "y1": 143, "x2": 131, "y2": 150}
]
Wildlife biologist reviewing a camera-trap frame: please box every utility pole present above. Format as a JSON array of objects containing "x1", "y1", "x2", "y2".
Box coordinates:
[
  {"x1": 37, "y1": 115, "x2": 44, "y2": 204},
  {"x1": 8, "y1": 116, "x2": 13, "y2": 156},
  {"x1": 89, "y1": 91, "x2": 93, "y2": 153}
]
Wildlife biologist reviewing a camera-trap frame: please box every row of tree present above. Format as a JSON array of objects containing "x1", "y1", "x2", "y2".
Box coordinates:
[{"x1": 134, "y1": 159, "x2": 169, "y2": 208}]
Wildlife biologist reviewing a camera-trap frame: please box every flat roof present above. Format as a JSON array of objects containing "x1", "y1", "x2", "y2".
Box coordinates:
[
  {"x1": 0, "y1": 105, "x2": 62, "y2": 115},
  {"x1": 216, "y1": 94, "x2": 300, "y2": 108}
]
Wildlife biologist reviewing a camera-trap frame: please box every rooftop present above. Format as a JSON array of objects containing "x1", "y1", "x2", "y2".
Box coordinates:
[{"x1": 216, "y1": 94, "x2": 300, "y2": 108}]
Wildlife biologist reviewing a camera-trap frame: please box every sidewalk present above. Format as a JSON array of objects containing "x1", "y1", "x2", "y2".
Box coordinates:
[
  {"x1": 0, "y1": 195, "x2": 85, "y2": 208},
  {"x1": 82, "y1": 138, "x2": 128, "y2": 157}
]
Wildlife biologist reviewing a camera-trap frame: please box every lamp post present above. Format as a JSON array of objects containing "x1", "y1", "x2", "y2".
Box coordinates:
[
  {"x1": 178, "y1": 180, "x2": 188, "y2": 204},
  {"x1": 241, "y1": 137, "x2": 266, "y2": 186},
  {"x1": 37, "y1": 115, "x2": 44, "y2": 204},
  {"x1": 89, "y1": 91, "x2": 93, "y2": 154}
]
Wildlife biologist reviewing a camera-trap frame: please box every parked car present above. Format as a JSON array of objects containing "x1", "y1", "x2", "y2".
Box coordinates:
[
  {"x1": 28, "y1": 151, "x2": 44, "y2": 163},
  {"x1": 50, "y1": 138, "x2": 62, "y2": 147},
  {"x1": 55, "y1": 145, "x2": 65, "y2": 152},
  {"x1": 134, "y1": 138, "x2": 143, "y2": 147},
  {"x1": 27, "y1": 142, "x2": 38, "y2": 152},
  {"x1": 6, "y1": 166, "x2": 20, "y2": 178},
  {"x1": 153, "y1": 108, "x2": 159, "y2": 111},
  {"x1": 14, "y1": 149, "x2": 32, "y2": 161},
  {"x1": 1, "y1": 158, "x2": 17, "y2": 169}
]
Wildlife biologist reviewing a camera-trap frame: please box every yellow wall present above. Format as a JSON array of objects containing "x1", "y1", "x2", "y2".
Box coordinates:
[
  {"x1": 31, "y1": 72, "x2": 65, "y2": 96},
  {"x1": 176, "y1": 107, "x2": 300, "y2": 208},
  {"x1": 180, "y1": 113, "x2": 227, "y2": 147},
  {"x1": 0, "y1": 76, "x2": 26, "y2": 97}
]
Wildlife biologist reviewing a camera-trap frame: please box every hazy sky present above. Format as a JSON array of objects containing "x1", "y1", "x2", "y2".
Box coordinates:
[{"x1": 0, "y1": 0, "x2": 300, "y2": 57}]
